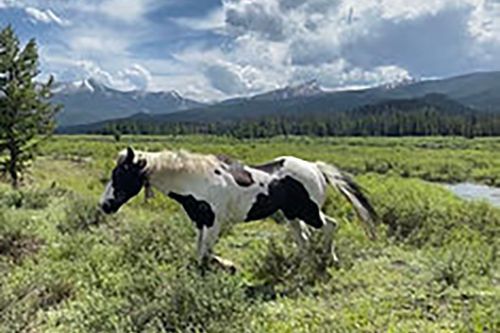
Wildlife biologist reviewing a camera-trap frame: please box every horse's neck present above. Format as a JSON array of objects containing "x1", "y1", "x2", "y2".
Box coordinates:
[
  {"x1": 148, "y1": 169, "x2": 206, "y2": 196},
  {"x1": 143, "y1": 151, "x2": 212, "y2": 195}
]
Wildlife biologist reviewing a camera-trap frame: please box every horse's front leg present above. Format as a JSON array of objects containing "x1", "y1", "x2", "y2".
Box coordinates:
[{"x1": 196, "y1": 220, "x2": 236, "y2": 274}]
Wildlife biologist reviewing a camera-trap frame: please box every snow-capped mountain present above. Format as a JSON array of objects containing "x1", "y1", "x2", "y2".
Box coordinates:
[
  {"x1": 52, "y1": 78, "x2": 106, "y2": 94},
  {"x1": 52, "y1": 78, "x2": 205, "y2": 126},
  {"x1": 252, "y1": 80, "x2": 325, "y2": 101},
  {"x1": 381, "y1": 77, "x2": 420, "y2": 90}
]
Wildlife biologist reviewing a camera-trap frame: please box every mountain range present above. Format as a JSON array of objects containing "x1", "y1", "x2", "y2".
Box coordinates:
[
  {"x1": 53, "y1": 79, "x2": 204, "y2": 127},
  {"x1": 56, "y1": 71, "x2": 500, "y2": 133}
]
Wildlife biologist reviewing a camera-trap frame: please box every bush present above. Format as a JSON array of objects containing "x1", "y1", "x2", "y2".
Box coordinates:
[
  {"x1": 120, "y1": 215, "x2": 194, "y2": 267},
  {"x1": 58, "y1": 195, "x2": 108, "y2": 234},
  {"x1": 19, "y1": 188, "x2": 51, "y2": 210},
  {"x1": 0, "y1": 190, "x2": 24, "y2": 208},
  {"x1": 0, "y1": 186, "x2": 66, "y2": 210},
  {"x1": 0, "y1": 271, "x2": 74, "y2": 332},
  {"x1": 130, "y1": 268, "x2": 250, "y2": 332},
  {"x1": 249, "y1": 229, "x2": 337, "y2": 299},
  {"x1": 363, "y1": 175, "x2": 500, "y2": 247},
  {"x1": 0, "y1": 211, "x2": 44, "y2": 264}
]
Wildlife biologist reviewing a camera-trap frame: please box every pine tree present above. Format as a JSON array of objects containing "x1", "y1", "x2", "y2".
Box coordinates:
[{"x1": 0, "y1": 26, "x2": 60, "y2": 188}]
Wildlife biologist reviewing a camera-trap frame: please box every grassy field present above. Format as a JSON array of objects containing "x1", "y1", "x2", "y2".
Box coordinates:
[{"x1": 0, "y1": 135, "x2": 499, "y2": 332}]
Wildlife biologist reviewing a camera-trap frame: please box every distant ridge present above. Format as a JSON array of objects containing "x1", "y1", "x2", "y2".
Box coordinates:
[{"x1": 53, "y1": 78, "x2": 205, "y2": 127}]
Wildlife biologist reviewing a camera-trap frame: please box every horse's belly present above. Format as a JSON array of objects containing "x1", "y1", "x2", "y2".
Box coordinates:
[{"x1": 244, "y1": 192, "x2": 280, "y2": 222}]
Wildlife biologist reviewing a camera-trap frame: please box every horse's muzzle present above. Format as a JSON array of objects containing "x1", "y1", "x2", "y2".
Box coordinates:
[{"x1": 100, "y1": 201, "x2": 119, "y2": 214}]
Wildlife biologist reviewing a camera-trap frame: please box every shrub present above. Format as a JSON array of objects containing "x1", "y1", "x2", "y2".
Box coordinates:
[
  {"x1": 0, "y1": 212, "x2": 44, "y2": 264},
  {"x1": 0, "y1": 231, "x2": 44, "y2": 264},
  {"x1": 19, "y1": 188, "x2": 51, "y2": 210},
  {"x1": 0, "y1": 190, "x2": 24, "y2": 208},
  {"x1": 58, "y1": 195, "x2": 108, "y2": 234},
  {"x1": 0, "y1": 274, "x2": 74, "y2": 332},
  {"x1": 362, "y1": 175, "x2": 500, "y2": 247},
  {"x1": 249, "y1": 229, "x2": 336, "y2": 298},
  {"x1": 120, "y1": 215, "x2": 194, "y2": 267},
  {"x1": 0, "y1": 186, "x2": 66, "y2": 210},
  {"x1": 130, "y1": 268, "x2": 250, "y2": 333}
]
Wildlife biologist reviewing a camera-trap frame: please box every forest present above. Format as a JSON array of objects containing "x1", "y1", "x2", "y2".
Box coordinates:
[{"x1": 88, "y1": 94, "x2": 500, "y2": 139}]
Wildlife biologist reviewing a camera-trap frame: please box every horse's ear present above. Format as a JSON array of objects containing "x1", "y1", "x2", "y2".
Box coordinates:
[{"x1": 125, "y1": 147, "x2": 135, "y2": 163}]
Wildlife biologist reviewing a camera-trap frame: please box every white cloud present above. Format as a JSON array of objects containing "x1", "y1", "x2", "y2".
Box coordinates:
[
  {"x1": 468, "y1": 0, "x2": 500, "y2": 43},
  {"x1": 122, "y1": 64, "x2": 152, "y2": 90},
  {"x1": 1, "y1": 0, "x2": 157, "y2": 23},
  {"x1": 167, "y1": 0, "x2": 419, "y2": 97},
  {"x1": 173, "y1": 8, "x2": 225, "y2": 31},
  {"x1": 68, "y1": 31, "x2": 130, "y2": 55},
  {"x1": 74, "y1": 60, "x2": 152, "y2": 91},
  {"x1": 25, "y1": 7, "x2": 70, "y2": 26},
  {"x1": 95, "y1": 0, "x2": 154, "y2": 23},
  {"x1": 224, "y1": 0, "x2": 287, "y2": 41},
  {"x1": 41, "y1": 50, "x2": 152, "y2": 91}
]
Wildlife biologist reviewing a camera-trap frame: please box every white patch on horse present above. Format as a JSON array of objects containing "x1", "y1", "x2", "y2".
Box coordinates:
[{"x1": 100, "y1": 181, "x2": 115, "y2": 204}]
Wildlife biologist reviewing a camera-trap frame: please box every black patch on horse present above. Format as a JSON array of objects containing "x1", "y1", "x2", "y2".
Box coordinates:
[
  {"x1": 252, "y1": 159, "x2": 285, "y2": 175},
  {"x1": 168, "y1": 192, "x2": 215, "y2": 229},
  {"x1": 216, "y1": 154, "x2": 254, "y2": 187},
  {"x1": 245, "y1": 176, "x2": 323, "y2": 229}
]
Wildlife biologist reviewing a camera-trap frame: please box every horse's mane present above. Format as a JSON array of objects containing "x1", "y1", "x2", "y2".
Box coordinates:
[{"x1": 124, "y1": 149, "x2": 218, "y2": 174}]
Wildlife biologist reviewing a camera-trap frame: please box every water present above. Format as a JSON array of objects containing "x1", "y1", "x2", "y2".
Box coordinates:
[{"x1": 446, "y1": 182, "x2": 500, "y2": 207}]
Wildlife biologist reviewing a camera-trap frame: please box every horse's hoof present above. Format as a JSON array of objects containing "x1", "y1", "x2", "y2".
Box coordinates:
[
  {"x1": 211, "y1": 256, "x2": 237, "y2": 274},
  {"x1": 227, "y1": 265, "x2": 237, "y2": 275}
]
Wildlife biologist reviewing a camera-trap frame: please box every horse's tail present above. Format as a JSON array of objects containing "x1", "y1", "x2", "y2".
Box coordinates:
[{"x1": 316, "y1": 161, "x2": 377, "y2": 240}]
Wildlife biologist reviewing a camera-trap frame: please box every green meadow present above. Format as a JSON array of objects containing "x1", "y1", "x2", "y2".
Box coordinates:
[{"x1": 0, "y1": 135, "x2": 499, "y2": 332}]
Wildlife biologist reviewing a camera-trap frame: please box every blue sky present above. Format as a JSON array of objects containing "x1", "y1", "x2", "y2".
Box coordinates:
[{"x1": 1, "y1": 0, "x2": 499, "y2": 101}]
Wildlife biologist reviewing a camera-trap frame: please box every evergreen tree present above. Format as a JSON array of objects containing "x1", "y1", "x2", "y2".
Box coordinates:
[{"x1": 0, "y1": 26, "x2": 60, "y2": 188}]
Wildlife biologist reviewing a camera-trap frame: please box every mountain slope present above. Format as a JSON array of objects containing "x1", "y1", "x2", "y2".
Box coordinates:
[
  {"x1": 53, "y1": 79, "x2": 205, "y2": 126},
  {"x1": 380, "y1": 71, "x2": 500, "y2": 112}
]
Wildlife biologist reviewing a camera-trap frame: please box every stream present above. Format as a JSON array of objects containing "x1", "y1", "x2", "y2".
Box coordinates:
[{"x1": 446, "y1": 182, "x2": 500, "y2": 207}]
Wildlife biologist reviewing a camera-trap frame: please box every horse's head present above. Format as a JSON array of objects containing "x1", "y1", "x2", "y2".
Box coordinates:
[{"x1": 100, "y1": 147, "x2": 147, "y2": 214}]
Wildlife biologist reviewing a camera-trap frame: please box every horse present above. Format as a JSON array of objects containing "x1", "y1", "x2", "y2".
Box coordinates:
[{"x1": 100, "y1": 147, "x2": 377, "y2": 271}]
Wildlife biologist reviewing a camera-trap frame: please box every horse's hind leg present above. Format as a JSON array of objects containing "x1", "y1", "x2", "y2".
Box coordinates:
[
  {"x1": 320, "y1": 212, "x2": 339, "y2": 264},
  {"x1": 289, "y1": 219, "x2": 311, "y2": 255}
]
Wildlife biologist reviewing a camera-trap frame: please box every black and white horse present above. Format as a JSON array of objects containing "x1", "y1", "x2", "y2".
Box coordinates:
[{"x1": 100, "y1": 147, "x2": 376, "y2": 270}]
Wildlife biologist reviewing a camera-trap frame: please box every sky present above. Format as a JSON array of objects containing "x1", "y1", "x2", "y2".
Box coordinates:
[{"x1": 1, "y1": 0, "x2": 499, "y2": 101}]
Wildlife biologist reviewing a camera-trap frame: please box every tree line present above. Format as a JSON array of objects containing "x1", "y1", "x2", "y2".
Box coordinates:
[{"x1": 97, "y1": 95, "x2": 500, "y2": 139}]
